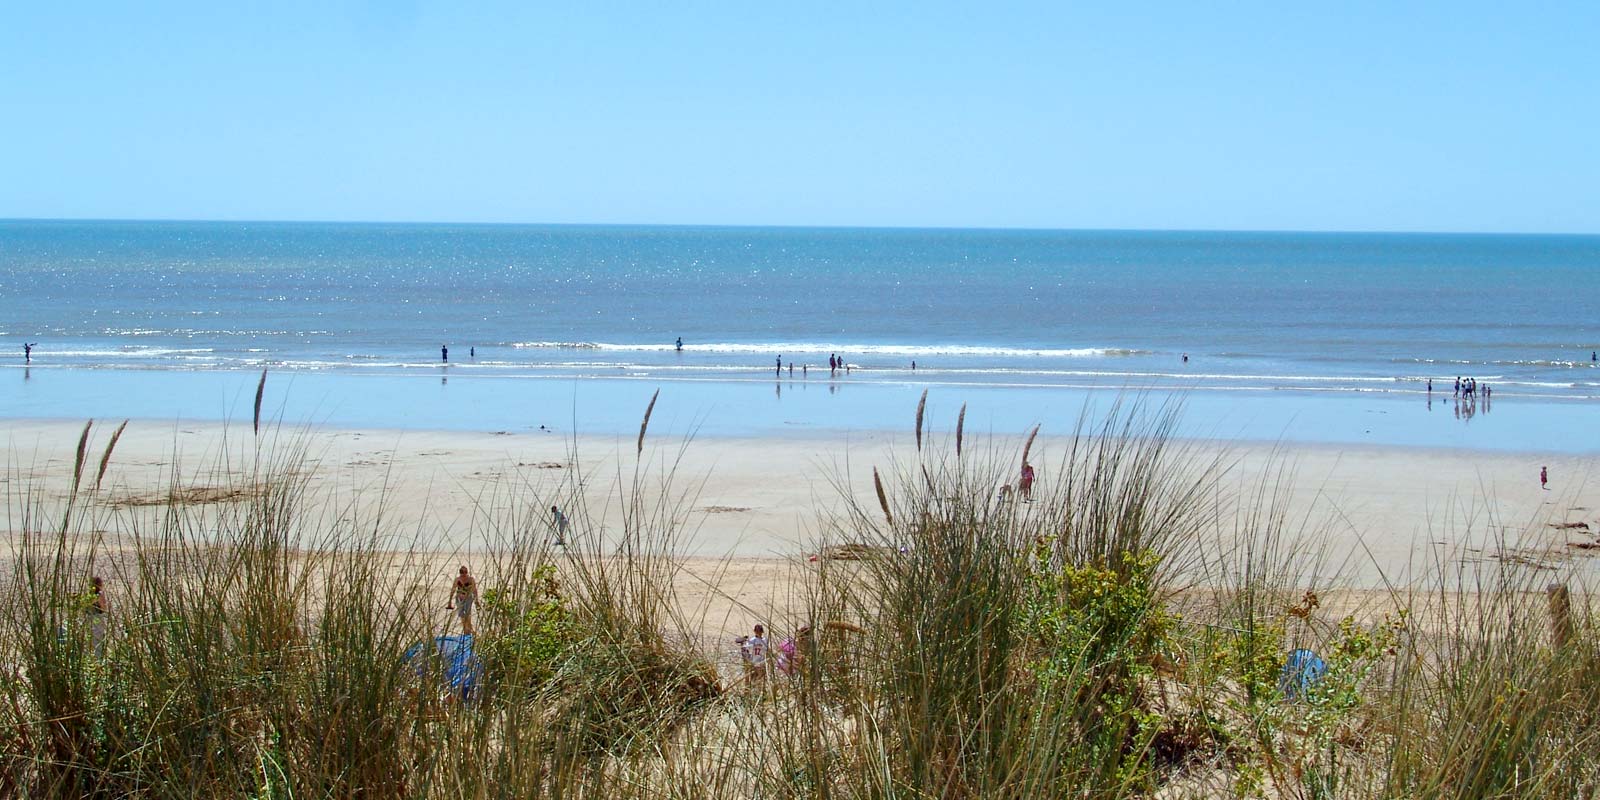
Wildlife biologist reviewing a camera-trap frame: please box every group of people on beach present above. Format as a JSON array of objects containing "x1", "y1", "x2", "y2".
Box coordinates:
[
  {"x1": 1451, "y1": 376, "x2": 1489, "y2": 400},
  {"x1": 769, "y1": 353, "x2": 854, "y2": 378}
]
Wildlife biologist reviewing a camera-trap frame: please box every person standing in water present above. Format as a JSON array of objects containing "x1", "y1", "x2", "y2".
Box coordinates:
[
  {"x1": 776, "y1": 356, "x2": 782, "y2": 376},
  {"x1": 676, "y1": 337, "x2": 684, "y2": 351},
  {"x1": 441, "y1": 345, "x2": 449, "y2": 363},
  {"x1": 23, "y1": 343, "x2": 34, "y2": 363},
  {"x1": 470, "y1": 346, "x2": 475, "y2": 359},
  {"x1": 447, "y1": 566, "x2": 478, "y2": 635}
]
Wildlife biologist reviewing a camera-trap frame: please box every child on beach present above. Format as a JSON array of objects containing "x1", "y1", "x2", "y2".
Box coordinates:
[
  {"x1": 1019, "y1": 463, "x2": 1036, "y2": 501},
  {"x1": 1541, "y1": 466, "x2": 1549, "y2": 490},
  {"x1": 738, "y1": 624, "x2": 768, "y2": 682}
]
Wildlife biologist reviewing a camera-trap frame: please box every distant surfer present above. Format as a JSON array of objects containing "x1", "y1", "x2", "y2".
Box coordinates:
[
  {"x1": 23, "y1": 343, "x2": 34, "y2": 363},
  {"x1": 1182, "y1": 353, "x2": 1188, "y2": 364},
  {"x1": 676, "y1": 337, "x2": 684, "y2": 352},
  {"x1": 470, "y1": 346, "x2": 475, "y2": 359},
  {"x1": 441, "y1": 345, "x2": 449, "y2": 363},
  {"x1": 911, "y1": 360, "x2": 916, "y2": 370}
]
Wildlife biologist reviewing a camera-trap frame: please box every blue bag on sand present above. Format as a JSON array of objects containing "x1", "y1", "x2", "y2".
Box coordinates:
[
  {"x1": 1279, "y1": 648, "x2": 1327, "y2": 700},
  {"x1": 405, "y1": 634, "x2": 482, "y2": 699}
]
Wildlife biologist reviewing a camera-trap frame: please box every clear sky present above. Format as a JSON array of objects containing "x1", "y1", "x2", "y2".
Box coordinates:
[{"x1": 2, "y1": 2, "x2": 1597, "y2": 232}]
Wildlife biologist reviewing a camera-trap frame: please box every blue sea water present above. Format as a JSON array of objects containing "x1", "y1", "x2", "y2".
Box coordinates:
[{"x1": 2, "y1": 220, "x2": 1597, "y2": 450}]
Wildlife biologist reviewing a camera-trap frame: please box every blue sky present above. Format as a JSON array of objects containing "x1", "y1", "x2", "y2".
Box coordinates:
[{"x1": 2, "y1": 2, "x2": 1596, "y2": 232}]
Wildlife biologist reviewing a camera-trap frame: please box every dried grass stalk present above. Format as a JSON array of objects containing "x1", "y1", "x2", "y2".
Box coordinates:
[
  {"x1": 955, "y1": 403, "x2": 967, "y2": 458},
  {"x1": 873, "y1": 467, "x2": 893, "y2": 526},
  {"x1": 71, "y1": 419, "x2": 93, "y2": 494},
  {"x1": 94, "y1": 419, "x2": 128, "y2": 491},
  {"x1": 914, "y1": 389, "x2": 929, "y2": 451},
  {"x1": 638, "y1": 389, "x2": 660, "y2": 456},
  {"x1": 1021, "y1": 424, "x2": 1040, "y2": 469},
  {"x1": 253, "y1": 369, "x2": 268, "y2": 435}
]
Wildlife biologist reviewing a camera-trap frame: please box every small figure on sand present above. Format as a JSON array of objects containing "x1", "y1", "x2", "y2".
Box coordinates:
[
  {"x1": 737, "y1": 623, "x2": 768, "y2": 681},
  {"x1": 441, "y1": 345, "x2": 449, "y2": 363},
  {"x1": 86, "y1": 575, "x2": 109, "y2": 654},
  {"x1": 551, "y1": 505, "x2": 570, "y2": 546},
  {"x1": 1019, "y1": 463, "x2": 1036, "y2": 501},
  {"x1": 676, "y1": 337, "x2": 684, "y2": 352},
  {"x1": 23, "y1": 343, "x2": 34, "y2": 363},
  {"x1": 447, "y1": 566, "x2": 477, "y2": 635},
  {"x1": 1541, "y1": 466, "x2": 1549, "y2": 491}
]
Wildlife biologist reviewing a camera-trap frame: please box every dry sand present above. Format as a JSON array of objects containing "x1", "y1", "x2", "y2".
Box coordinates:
[{"x1": 4, "y1": 418, "x2": 1598, "y2": 647}]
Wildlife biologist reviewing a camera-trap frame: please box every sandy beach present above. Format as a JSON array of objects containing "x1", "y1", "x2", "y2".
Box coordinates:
[{"x1": 6, "y1": 418, "x2": 1597, "y2": 635}]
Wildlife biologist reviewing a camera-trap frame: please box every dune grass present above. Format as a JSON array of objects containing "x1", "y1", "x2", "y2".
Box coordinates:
[{"x1": 1, "y1": 402, "x2": 1596, "y2": 798}]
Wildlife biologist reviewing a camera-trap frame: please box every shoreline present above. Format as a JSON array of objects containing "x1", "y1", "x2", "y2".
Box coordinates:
[{"x1": 3, "y1": 366, "x2": 1595, "y2": 453}]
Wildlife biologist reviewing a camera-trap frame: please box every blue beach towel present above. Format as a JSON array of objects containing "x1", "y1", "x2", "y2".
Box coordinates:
[
  {"x1": 1279, "y1": 648, "x2": 1327, "y2": 700},
  {"x1": 405, "y1": 634, "x2": 483, "y2": 699}
]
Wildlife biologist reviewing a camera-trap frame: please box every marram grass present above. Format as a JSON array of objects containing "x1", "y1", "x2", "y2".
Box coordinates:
[{"x1": 2, "y1": 403, "x2": 1596, "y2": 799}]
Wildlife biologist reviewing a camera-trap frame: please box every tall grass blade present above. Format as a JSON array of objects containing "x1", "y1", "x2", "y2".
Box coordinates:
[
  {"x1": 638, "y1": 388, "x2": 660, "y2": 456},
  {"x1": 955, "y1": 402, "x2": 966, "y2": 458},
  {"x1": 1021, "y1": 423, "x2": 1039, "y2": 468},
  {"x1": 94, "y1": 419, "x2": 128, "y2": 491},
  {"x1": 70, "y1": 419, "x2": 92, "y2": 494},
  {"x1": 253, "y1": 368, "x2": 267, "y2": 435},
  {"x1": 914, "y1": 388, "x2": 928, "y2": 452},
  {"x1": 874, "y1": 466, "x2": 892, "y2": 526}
]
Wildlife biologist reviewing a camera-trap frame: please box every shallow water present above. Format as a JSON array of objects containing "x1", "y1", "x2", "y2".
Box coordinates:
[{"x1": 2, "y1": 221, "x2": 1596, "y2": 449}]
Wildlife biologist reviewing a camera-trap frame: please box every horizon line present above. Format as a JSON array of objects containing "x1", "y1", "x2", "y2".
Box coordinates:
[{"x1": 3, "y1": 215, "x2": 1598, "y2": 238}]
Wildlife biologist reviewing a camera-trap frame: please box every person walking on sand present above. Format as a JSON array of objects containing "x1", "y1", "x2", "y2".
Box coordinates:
[
  {"x1": 1019, "y1": 463, "x2": 1036, "y2": 501},
  {"x1": 441, "y1": 345, "x2": 449, "y2": 363},
  {"x1": 1541, "y1": 466, "x2": 1549, "y2": 491},
  {"x1": 551, "y1": 505, "x2": 570, "y2": 546},
  {"x1": 447, "y1": 566, "x2": 478, "y2": 635}
]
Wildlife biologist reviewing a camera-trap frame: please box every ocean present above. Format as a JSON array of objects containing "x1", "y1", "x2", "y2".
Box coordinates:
[{"x1": 3, "y1": 220, "x2": 1598, "y2": 450}]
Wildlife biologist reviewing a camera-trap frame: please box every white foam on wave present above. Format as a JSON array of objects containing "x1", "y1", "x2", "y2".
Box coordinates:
[{"x1": 507, "y1": 341, "x2": 1145, "y2": 358}]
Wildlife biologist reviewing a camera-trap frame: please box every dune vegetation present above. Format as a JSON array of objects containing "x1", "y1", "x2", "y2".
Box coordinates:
[{"x1": 2, "y1": 403, "x2": 1596, "y2": 798}]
